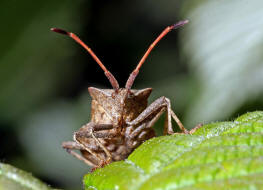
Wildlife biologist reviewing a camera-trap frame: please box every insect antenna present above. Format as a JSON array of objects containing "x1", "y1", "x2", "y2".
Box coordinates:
[
  {"x1": 125, "y1": 20, "x2": 189, "y2": 89},
  {"x1": 51, "y1": 28, "x2": 119, "y2": 91}
]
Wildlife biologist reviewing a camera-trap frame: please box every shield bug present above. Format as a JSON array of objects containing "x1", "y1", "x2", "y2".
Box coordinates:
[{"x1": 51, "y1": 20, "x2": 200, "y2": 169}]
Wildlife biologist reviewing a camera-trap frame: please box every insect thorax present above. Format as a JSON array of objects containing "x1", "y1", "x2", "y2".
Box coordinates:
[{"x1": 88, "y1": 87, "x2": 153, "y2": 126}]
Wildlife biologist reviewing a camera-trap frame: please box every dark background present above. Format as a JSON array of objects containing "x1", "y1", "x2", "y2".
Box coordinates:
[{"x1": 1, "y1": 0, "x2": 263, "y2": 189}]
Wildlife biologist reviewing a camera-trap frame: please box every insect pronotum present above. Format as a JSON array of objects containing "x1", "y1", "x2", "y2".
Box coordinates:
[{"x1": 51, "y1": 20, "x2": 201, "y2": 170}]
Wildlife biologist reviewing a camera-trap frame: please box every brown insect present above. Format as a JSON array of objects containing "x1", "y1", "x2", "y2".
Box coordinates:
[{"x1": 51, "y1": 20, "x2": 200, "y2": 170}]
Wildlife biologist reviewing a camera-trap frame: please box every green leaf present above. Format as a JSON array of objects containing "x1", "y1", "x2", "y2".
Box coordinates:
[
  {"x1": 84, "y1": 111, "x2": 263, "y2": 190},
  {"x1": 180, "y1": 0, "x2": 263, "y2": 127},
  {"x1": 0, "y1": 0, "x2": 81, "y2": 122},
  {"x1": 0, "y1": 163, "x2": 53, "y2": 190}
]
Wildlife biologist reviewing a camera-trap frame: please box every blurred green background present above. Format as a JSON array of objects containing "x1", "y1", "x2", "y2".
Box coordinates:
[{"x1": 1, "y1": 0, "x2": 263, "y2": 189}]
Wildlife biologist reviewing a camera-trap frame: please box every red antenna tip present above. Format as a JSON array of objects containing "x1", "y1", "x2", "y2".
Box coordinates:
[
  {"x1": 50, "y1": 27, "x2": 120, "y2": 90},
  {"x1": 50, "y1": 28, "x2": 69, "y2": 35},
  {"x1": 125, "y1": 20, "x2": 189, "y2": 89},
  {"x1": 171, "y1": 20, "x2": 189, "y2": 30}
]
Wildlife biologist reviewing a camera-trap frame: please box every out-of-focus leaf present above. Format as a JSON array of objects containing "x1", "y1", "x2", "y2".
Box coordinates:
[
  {"x1": 84, "y1": 111, "x2": 263, "y2": 190},
  {"x1": 180, "y1": 0, "x2": 263, "y2": 126},
  {"x1": 19, "y1": 93, "x2": 92, "y2": 188},
  {"x1": 0, "y1": 163, "x2": 53, "y2": 190},
  {"x1": 0, "y1": 0, "x2": 82, "y2": 122}
]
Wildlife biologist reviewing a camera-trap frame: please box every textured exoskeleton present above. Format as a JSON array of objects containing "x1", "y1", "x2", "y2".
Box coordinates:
[{"x1": 52, "y1": 20, "x2": 201, "y2": 169}]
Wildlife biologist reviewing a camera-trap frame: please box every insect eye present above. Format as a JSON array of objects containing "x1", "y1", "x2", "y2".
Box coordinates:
[{"x1": 111, "y1": 92, "x2": 117, "y2": 98}]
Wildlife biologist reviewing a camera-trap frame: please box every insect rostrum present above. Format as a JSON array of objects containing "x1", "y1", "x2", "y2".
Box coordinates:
[{"x1": 51, "y1": 20, "x2": 200, "y2": 170}]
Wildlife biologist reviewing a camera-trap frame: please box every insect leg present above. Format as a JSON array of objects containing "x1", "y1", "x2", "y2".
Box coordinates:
[
  {"x1": 127, "y1": 97, "x2": 167, "y2": 125},
  {"x1": 90, "y1": 129, "x2": 112, "y2": 163},
  {"x1": 126, "y1": 108, "x2": 164, "y2": 148},
  {"x1": 163, "y1": 97, "x2": 173, "y2": 134},
  {"x1": 170, "y1": 109, "x2": 188, "y2": 133},
  {"x1": 80, "y1": 122, "x2": 113, "y2": 131},
  {"x1": 189, "y1": 123, "x2": 203, "y2": 134},
  {"x1": 164, "y1": 98, "x2": 189, "y2": 134},
  {"x1": 127, "y1": 96, "x2": 187, "y2": 134},
  {"x1": 75, "y1": 123, "x2": 115, "y2": 164},
  {"x1": 86, "y1": 123, "x2": 114, "y2": 131},
  {"x1": 129, "y1": 107, "x2": 166, "y2": 139},
  {"x1": 62, "y1": 141, "x2": 98, "y2": 167},
  {"x1": 76, "y1": 123, "x2": 116, "y2": 139},
  {"x1": 73, "y1": 133, "x2": 105, "y2": 164}
]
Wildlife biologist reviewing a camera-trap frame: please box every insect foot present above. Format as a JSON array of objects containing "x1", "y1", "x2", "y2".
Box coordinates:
[{"x1": 52, "y1": 20, "x2": 191, "y2": 170}]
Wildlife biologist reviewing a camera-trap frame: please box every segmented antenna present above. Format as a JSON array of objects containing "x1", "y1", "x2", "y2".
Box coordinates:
[
  {"x1": 51, "y1": 28, "x2": 119, "y2": 91},
  {"x1": 125, "y1": 20, "x2": 189, "y2": 89}
]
